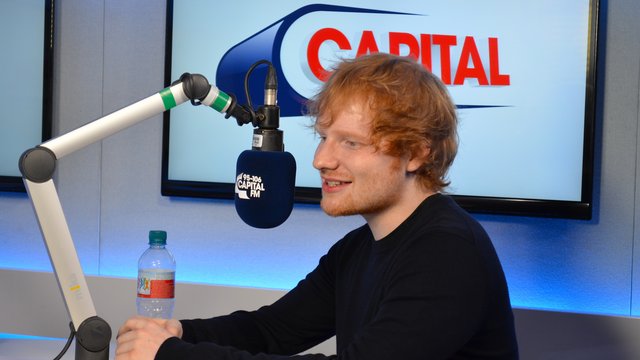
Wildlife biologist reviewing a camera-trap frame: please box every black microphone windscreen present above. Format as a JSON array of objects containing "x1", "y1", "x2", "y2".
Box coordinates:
[{"x1": 235, "y1": 150, "x2": 296, "y2": 228}]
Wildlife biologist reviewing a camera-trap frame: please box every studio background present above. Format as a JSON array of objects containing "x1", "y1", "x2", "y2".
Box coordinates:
[{"x1": 2, "y1": 0, "x2": 640, "y2": 358}]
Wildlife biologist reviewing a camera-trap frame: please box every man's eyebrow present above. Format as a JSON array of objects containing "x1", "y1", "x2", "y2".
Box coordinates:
[{"x1": 313, "y1": 121, "x2": 329, "y2": 132}]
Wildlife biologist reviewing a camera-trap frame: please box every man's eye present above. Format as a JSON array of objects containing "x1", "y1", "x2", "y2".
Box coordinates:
[{"x1": 344, "y1": 140, "x2": 360, "y2": 148}]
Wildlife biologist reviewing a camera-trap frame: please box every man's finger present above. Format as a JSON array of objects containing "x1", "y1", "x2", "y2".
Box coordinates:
[
  {"x1": 117, "y1": 316, "x2": 149, "y2": 338},
  {"x1": 164, "y1": 319, "x2": 183, "y2": 337}
]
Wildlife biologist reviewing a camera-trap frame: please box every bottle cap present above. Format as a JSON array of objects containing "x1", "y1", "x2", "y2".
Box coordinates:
[{"x1": 149, "y1": 230, "x2": 167, "y2": 245}]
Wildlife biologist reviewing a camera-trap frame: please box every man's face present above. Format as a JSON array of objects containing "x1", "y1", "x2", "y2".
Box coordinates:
[{"x1": 312, "y1": 102, "x2": 410, "y2": 218}]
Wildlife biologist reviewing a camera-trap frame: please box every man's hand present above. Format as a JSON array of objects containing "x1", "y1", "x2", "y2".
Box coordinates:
[{"x1": 115, "y1": 316, "x2": 183, "y2": 360}]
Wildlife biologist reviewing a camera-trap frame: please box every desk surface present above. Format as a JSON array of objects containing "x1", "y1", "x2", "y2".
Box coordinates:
[{"x1": 0, "y1": 334, "x2": 115, "y2": 359}]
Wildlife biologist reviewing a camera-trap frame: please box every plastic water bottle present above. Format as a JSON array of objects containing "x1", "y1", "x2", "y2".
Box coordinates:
[{"x1": 136, "y1": 230, "x2": 176, "y2": 318}]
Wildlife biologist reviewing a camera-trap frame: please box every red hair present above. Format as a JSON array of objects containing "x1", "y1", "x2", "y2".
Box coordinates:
[{"x1": 306, "y1": 53, "x2": 458, "y2": 192}]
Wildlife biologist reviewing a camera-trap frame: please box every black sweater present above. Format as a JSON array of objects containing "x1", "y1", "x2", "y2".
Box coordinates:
[{"x1": 156, "y1": 194, "x2": 518, "y2": 359}]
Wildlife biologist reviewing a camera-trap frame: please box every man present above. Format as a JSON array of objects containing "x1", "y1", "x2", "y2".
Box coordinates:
[{"x1": 116, "y1": 53, "x2": 519, "y2": 359}]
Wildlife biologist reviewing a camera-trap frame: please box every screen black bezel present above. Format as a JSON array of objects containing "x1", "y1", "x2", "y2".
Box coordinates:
[{"x1": 0, "y1": 0, "x2": 54, "y2": 193}]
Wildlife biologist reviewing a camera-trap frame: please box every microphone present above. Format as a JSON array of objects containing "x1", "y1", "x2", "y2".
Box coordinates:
[
  {"x1": 176, "y1": 69, "x2": 296, "y2": 228},
  {"x1": 234, "y1": 61, "x2": 296, "y2": 228},
  {"x1": 235, "y1": 149, "x2": 296, "y2": 228}
]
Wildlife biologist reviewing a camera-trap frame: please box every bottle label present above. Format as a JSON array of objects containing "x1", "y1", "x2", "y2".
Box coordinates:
[{"x1": 137, "y1": 270, "x2": 175, "y2": 299}]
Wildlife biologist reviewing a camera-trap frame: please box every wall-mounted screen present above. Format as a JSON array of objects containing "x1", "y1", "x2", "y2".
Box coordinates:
[
  {"x1": 162, "y1": 0, "x2": 599, "y2": 219},
  {"x1": 0, "y1": 0, "x2": 53, "y2": 192}
]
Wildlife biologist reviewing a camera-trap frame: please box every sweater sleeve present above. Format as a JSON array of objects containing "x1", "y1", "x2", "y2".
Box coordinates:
[
  {"x1": 155, "y1": 243, "x2": 341, "y2": 359},
  {"x1": 156, "y1": 337, "x2": 336, "y2": 360}
]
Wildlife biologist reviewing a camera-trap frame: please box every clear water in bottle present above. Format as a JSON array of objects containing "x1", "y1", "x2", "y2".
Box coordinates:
[{"x1": 137, "y1": 230, "x2": 176, "y2": 319}]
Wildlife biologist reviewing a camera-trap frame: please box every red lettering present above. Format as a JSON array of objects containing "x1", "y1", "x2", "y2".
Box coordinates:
[
  {"x1": 306, "y1": 28, "x2": 509, "y2": 87},
  {"x1": 420, "y1": 34, "x2": 432, "y2": 72},
  {"x1": 489, "y1": 37, "x2": 510, "y2": 85},
  {"x1": 356, "y1": 30, "x2": 379, "y2": 57},
  {"x1": 307, "y1": 28, "x2": 351, "y2": 82},
  {"x1": 454, "y1": 36, "x2": 489, "y2": 85},
  {"x1": 389, "y1": 32, "x2": 419, "y2": 59},
  {"x1": 431, "y1": 34, "x2": 457, "y2": 85}
]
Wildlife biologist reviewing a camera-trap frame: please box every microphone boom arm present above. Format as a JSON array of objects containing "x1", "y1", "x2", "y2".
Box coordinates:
[{"x1": 19, "y1": 73, "x2": 243, "y2": 360}]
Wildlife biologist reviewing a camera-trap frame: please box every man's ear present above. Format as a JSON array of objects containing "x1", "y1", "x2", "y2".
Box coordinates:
[{"x1": 407, "y1": 141, "x2": 430, "y2": 173}]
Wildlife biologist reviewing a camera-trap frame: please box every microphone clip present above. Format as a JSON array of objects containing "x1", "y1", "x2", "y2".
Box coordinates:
[
  {"x1": 177, "y1": 61, "x2": 284, "y2": 152},
  {"x1": 241, "y1": 60, "x2": 284, "y2": 152}
]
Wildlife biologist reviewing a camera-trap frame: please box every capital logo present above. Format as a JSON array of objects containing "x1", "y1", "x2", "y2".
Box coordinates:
[
  {"x1": 216, "y1": 4, "x2": 510, "y2": 117},
  {"x1": 236, "y1": 172, "x2": 266, "y2": 200}
]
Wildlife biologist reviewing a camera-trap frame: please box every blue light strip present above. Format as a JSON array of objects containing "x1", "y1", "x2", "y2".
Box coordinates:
[{"x1": 0, "y1": 332, "x2": 63, "y2": 341}]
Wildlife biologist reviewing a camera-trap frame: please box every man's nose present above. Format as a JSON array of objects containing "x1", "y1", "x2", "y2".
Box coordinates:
[{"x1": 313, "y1": 140, "x2": 338, "y2": 171}]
